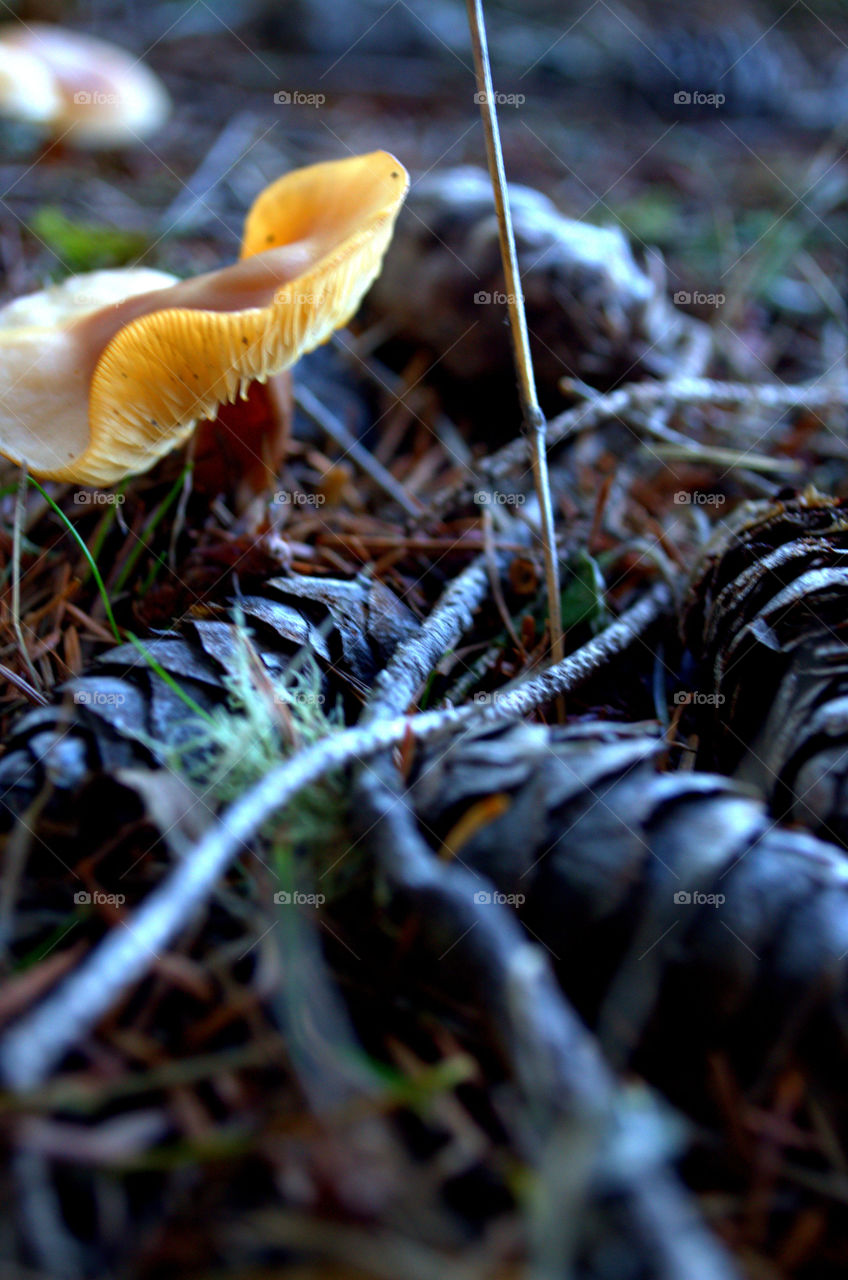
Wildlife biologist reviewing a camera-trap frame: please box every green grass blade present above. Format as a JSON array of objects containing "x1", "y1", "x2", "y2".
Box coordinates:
[{"x1": 28, "y1": 476, "x2": 121, "y2": 641}]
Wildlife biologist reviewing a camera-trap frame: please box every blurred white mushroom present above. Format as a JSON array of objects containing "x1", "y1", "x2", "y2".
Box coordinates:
[
  {"x1": 0, "y1": 23, "x2": 170, "y2": 147},
  {"x1": 0, "y1": 40, "x2": 61, "y2": 124}
]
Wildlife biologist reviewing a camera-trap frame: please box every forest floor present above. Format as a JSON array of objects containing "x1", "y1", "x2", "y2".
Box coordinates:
[{"x1": 3, "y1": 3, "x2": 848, "y2": 1278}]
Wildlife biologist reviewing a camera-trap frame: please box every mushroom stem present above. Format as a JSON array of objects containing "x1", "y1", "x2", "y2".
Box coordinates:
[{"x1": 465, "y1": 0, "x2": 564, "y2": 703}]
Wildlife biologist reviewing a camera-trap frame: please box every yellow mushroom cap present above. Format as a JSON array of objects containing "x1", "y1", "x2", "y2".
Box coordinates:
[
  {"x1": 0, "y1": 23, "x2": 170, "y2": 145},
  {"x1": 0, "y1": 151, "x2": 409, "y2": 486}
]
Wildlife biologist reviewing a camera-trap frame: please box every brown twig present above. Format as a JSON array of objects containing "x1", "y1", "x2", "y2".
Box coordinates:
[{"x1": 427, "y1": 375, "x2": 848, "y2": 518}]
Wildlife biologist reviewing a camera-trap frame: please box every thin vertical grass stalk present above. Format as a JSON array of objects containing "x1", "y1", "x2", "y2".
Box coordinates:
[
  {"x1": 11, "y1": 466, "x2": 42, "y2": 693},
  {"x1": 465, "y1": 0, "x2": 564, "y2": 686}
]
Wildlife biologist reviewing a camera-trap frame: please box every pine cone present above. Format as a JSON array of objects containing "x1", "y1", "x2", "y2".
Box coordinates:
[{"x1": 681, "y1": 488, "x2": 848, "y2": 844}]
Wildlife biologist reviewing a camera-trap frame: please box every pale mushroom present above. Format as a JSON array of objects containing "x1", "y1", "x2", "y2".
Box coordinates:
[
  {"x1": 0, "y1": 23, "x2": 170, "y2": 146},
  {"x1": 0, "y1": 39, "x2": 62, "y2": 124}
]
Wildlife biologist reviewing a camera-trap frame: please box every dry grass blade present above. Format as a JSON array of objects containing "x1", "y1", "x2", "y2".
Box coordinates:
[
  {"x1": 10, "y1": 466, "x2": 43, "y2": 694},
  {"x1": 465, "y1": 0, "x2": 564, "y2": 685}
]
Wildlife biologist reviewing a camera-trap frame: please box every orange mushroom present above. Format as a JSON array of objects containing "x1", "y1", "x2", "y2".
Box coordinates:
[
  {"x1": 0, "y1": 23, "x2": 170, "y2": 146},
  {"x1": 0, "y1": 151, "x2": 409, "y2": 487}
]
